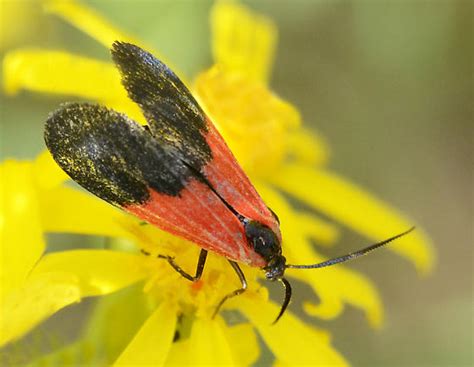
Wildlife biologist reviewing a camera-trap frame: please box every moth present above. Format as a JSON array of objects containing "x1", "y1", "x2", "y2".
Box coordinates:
[{"x1": 45, "y1": 42, "x2": 413, "y2": 322}]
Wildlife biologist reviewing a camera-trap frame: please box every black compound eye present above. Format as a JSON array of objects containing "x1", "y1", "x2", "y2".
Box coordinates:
[
  {"x1": 253, "y1": 236, "x2": 266, "y2": 249},
  {"x1": 244, "y1": 220, "x2": 281, "y2": 262}
]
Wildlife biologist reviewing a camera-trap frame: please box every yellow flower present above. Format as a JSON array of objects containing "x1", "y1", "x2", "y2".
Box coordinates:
[
  {"x1": 0, "y1": 0, "x2": 42, "y2": 51},
  {"x1": 1, "y1": 0, "x2": 435, "y2": 365}
]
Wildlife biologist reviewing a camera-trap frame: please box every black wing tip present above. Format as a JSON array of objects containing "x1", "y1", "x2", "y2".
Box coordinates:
[
  {"x1": 44, "y1": 104, "x2": 137, "y2": 145},
  {"x1": 111, "y1": 40, "x2": 134, "y2": 55},
  {"x1": 45, "y1": 102, "x2": 77, "y2": 131},
  {"x1": 45, "y1": 102, "x2": 95, "y2": 124},
  {"x1": 44, "y1": 103, "x2": 107, "y2": 140},
  {"x1": 112, "y1": 40, "x2": 126, "y2": 48},
  {"x1": 111, "y1": 41, "x2": 134, "y2": 66},
  {"x1": 45, "y1": 103, "x2": 80, "y2": 143},
  {"x1": 111, "y1": 41, "x2": 146, "y2": 64},
  {"x1": 110, "y1": 41, "x2": 169, "y2": 73}
]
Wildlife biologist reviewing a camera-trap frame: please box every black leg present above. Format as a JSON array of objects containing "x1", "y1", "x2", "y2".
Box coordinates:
[
  {"x1": 213, "y1": 261, "x2": 247, "y2": 318},
  {"x1": 158, "y1": 249, "x2": 208, "y2": 282}
]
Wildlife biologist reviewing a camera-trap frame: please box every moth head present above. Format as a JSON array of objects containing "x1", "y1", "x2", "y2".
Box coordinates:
[{"x1": 243, "y1": 220, "x2": 286, "y2": 280}]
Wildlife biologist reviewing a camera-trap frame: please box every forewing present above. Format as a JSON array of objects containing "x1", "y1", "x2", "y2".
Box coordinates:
[
  {"x1": 111, "y1": 42, "x2": 280, "y2": 236},
  {"x1": 44, "y1": 103, "x2": 265, "y2": 266},
  {"x1": 111, "y1": 41, "x2": 211, "y2": 170},
  {"x1": 44, "y1": 103, "x2": 190, "y2": 207}
]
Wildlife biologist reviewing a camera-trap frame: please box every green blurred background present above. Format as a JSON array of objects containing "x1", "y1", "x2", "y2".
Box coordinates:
[{"x1": 1, "y1": 0, "x2": 472, "y2": 366}]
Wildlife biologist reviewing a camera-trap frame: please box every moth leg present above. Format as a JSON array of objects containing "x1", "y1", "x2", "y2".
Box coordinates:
[
  {"x1": 158, "y1": 249, "x2": 208, "y2": 282},
  {"x1": 213, "y1": 261, "x2": 247, "y2": 318}
]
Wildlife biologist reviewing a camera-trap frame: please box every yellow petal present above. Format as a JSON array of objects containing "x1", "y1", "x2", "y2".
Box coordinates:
[
  {"x1": 166, "y1": 318, "x2": 246, "y2": 366},
  {"x1": 33, "y1": 150, "x2": 69, "y2": 189},
  {"x1": 294, "y1": 266, "x2": 383, "y2": 327},
  {"x1": 105, "y1": 99, "x2": 145, "y2": 125},
  {"x1": 114, "y1": 302, "x2": 177, "y2": 367},
  {"x1": 194, "y1": 67, "x2": 300, "y2": 177},
  {"x1": 43, "y1": 0, "x2": 140, "y2": 48},
  {"x1": 211, "y1": 0, "x2": 277, "y2": 82},
  {"x1": 31, "y1": 250, "x2": 150, "y2": 297},
  {"x1": 292, "y1": 211, "x2": 339, "y2": 246},
  {"x1": 39, "y1": 186, "x2": 131, "y2": 239},
  {"x1": 2, "y1": 49, "x2": 145, "y2": 122},
  {"x1": 0, "y1": 0, "x2": 40, "y2": 51},
  {"x1": 3, "y1": 49, "x2": 121, "y2": 97},
  {"x1": 0, "y1": 160, "x2": 44, "y2": 297},
  {"x1": 43, "y1": 0, "x2": 181, "y2": 78},
  {"x1": 255, "y1": 180, "x2": 339, "y2": 246},
  {"x1": 287, "y1": 127, "x2": 330, "y2": 167},
  {"x1": 0, "y1": 271, "x2": 80, "y2": 347},
  {"x1": 83, "y1": 284, "x2": 152, "y2": 364},
  {"x1": 239, "y1": 296, "x2": 348, "y2": 366},
  {"x1": 164, "y1": 340, "x2": 190, "y2": 366},
  {"x1": 291, "y1": 252, "x2": 383, "y2": 327},
  {"x1": 270, "y1": 163, "x2": 436, "y2": 274},
  {"x1": 224, "y1": 323, "x2": 260, "y2": 366},
  {"x1": 185, "y1": 318, "x2": 236, "y2": 365}
]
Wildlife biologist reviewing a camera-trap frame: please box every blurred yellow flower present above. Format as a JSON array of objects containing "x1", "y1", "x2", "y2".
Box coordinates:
[
  {"x1": 1, "y1": 0, "x2": 435, "y2": 365},
  {"x1": 0, "y1": 0, "x2": 42, "y2": 51}
]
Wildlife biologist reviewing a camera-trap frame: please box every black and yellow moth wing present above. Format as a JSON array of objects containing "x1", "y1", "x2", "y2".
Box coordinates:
[
  {"x1": 111, "y1": 41, "x2": 211, "y2": 171},
  {"x1": 44, "y1": 103, "x2": 190, "y2": 206},
  {"x1": 111, "y1": 42, "x2": 280, "y2": 237},
  {"x1": 44, "y1": 103, "x2": 262, "y2": 264}
]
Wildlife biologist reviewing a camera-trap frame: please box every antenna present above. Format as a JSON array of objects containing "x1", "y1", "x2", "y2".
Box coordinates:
[{"x1": 287, "y1": 227, "x2": 415, "y2": 270}]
